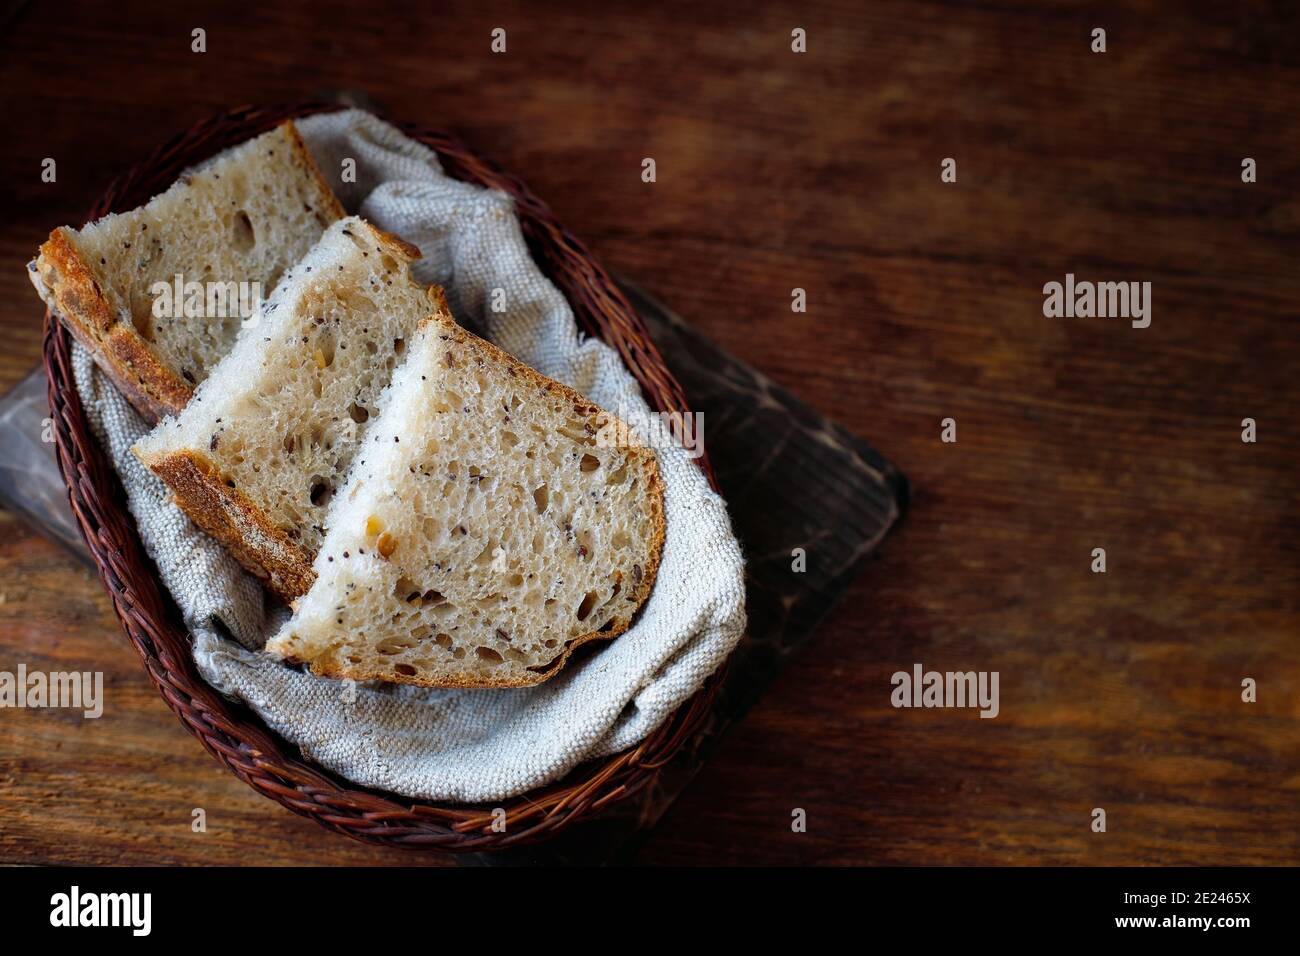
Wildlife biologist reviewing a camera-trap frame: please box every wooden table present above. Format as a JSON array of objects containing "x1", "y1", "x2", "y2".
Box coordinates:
[{"x1": 1, "y1": 0, "x2": 1296, "y2": 865}]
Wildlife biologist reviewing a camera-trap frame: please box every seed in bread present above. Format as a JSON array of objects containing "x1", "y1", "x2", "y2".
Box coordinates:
[
  {"x1": 28, "y1": 121, "x2": 344, "y2": 422},
  {"x1": 264, "y1": 304, "x2": 666, "y2": 688},
  {"x1": 133, "y1": 216, "x2": 430, "y2": 601}
]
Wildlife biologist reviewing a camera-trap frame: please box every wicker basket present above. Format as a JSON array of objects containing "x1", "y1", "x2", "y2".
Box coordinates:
[{"x1": 42, "y1": 104, "x2": 724, "y2": 850}]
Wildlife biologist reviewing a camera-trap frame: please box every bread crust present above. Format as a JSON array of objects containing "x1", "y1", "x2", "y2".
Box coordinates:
[
  {"x1": 137, "y1": 448, "x2": 318, "y2": 602},
  {"x1": 102, "y1": 324, "x2": 196, "y2": 419},
  {"x1": 32, "y1": 121, "x2": 343, "y2": 424},
  {"x1": 32, "y1": 229, "x2": 187, "y2": 424},
  {"x1": 38, "y1": 228, "x2": 114, "y2": 333},
  {"x1": 281, "y1": 121, "x2": 348, "y2": 224},
  {"x1": 277, "y1": 288, "x2": 667, "y2": 688}
]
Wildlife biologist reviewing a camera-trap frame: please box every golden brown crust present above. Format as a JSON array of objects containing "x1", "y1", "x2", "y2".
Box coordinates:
[
  {"x1": 280, "y1": 120, "x2": 348, "y2": 224},
  {"x1": 39, "y1": 228, "x2": 114, "y2": 333},
  {"x1": 279, "y1": 291, "x2": 668, "y2": 689},
  {"x1": 136, "y1": 448, "x2": 317, "y2": 602},
  {"x1": 364, "y1": 221, "x2": 423, "y2": 262},
  {"x1": 42, "y1": 292, "x2": 171, "y2": 423},
  {"x1": 102, "y1": 325, "x2": 195, "y2": 418},
  {"x1": 34, "y1": 232, "x2": 188, "y2": 425}
]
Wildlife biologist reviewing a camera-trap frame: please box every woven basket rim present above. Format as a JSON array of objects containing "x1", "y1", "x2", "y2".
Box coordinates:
[{"x1": 41, "y1": 102, "x2": 728, "y2": 851}]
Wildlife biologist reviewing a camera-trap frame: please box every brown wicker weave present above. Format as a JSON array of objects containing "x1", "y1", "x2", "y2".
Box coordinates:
[{"x1": 41, "y1": 104, "x2": 725, "y2": 850}]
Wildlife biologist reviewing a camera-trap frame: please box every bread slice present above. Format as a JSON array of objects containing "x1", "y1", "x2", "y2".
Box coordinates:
[
  {"x1": 265, "y1": 307, "x2": 666, "y2": 688},
  {"x1": 133, "y1": 216, "x2": 433, "y2": 601},
  {"x1": 29, "y1": 121, "x2": 345, "y2": 422}
]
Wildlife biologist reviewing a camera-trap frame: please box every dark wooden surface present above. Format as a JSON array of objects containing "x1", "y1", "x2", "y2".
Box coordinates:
[{"x1": 1, "y1": 0, "x2": 1297, "y2": 865}]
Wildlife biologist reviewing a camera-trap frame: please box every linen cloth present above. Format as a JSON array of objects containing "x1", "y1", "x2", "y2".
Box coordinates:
[{"x1": 71, "y1": 109, "x2": 747, "y2": 803}]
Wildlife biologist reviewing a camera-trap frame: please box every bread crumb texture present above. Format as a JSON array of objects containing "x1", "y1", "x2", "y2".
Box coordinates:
[
  {"x1": 267, "y1": 312, "x2": 664, "y2": 688},
  {"x1": 135, "y1": 218, "x2": 430, "y2": 570}
]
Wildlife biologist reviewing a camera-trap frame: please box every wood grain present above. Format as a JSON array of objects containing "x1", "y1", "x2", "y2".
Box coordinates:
[{"x1": 1, "y1": 0, "x2": 1297, "y2": 865}]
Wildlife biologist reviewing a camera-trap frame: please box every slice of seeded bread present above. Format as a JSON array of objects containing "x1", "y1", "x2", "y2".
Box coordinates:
[
  {"x1": 29, "y1": 121, "x2": 345, "y2": 422},
  {"x1": 265, "y1": 304, "x2": 666, "y2": 688},
  {"x1": 133, "y1": 217, "x2": 432, "y2": 601}
]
